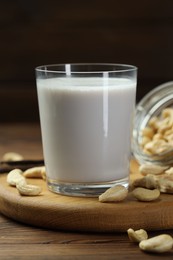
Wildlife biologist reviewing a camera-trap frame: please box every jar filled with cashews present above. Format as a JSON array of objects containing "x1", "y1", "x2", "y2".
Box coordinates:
[{"x1": 133, "y1": 81, "x2": 173, "y2": 165}]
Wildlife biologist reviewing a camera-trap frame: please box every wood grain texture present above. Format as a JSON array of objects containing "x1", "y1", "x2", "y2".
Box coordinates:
[
  {"x1": 1, "y1": 214, "x2": 173, "y2": 260},
  {"x1": 0, "y1": 123, "x2": 173, "y2": 259},
  {"x1": 0, "y1": 160, "x2": 173, "y2": 233}
]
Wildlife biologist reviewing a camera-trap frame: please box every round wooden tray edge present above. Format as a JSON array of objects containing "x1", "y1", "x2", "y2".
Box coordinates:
[{"x1": 1, "y1": 166, "x2": 173, "y2": 232}]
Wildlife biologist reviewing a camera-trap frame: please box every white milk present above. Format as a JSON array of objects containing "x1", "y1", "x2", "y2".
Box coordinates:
[{"x1": 37, "y1": 77, "x2": 136, "y2": 183}]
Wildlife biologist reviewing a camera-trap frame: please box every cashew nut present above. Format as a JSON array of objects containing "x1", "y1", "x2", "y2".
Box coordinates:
[
  {"x1": 127, "y1": 228, "x2": 148, "y2": 243},
  {"x1": 7, "y1": 169, "x2": 26, "y2": 186},
  {"x1": 144, "y1": 139, "x2": 168, "y2": 154},
  {"x1": 40, "y1": 167, "x2": 46, "y2": 180},
  {"x1": 139, "y1": 234, "x2": 173, "y2": 253},
  {"x1": 142, "y1": 148, "x2": 153, "y2": 156},
  {"x1": 154, "y1": 143, "x2": 173, "y2": 154},
  {"x1": 142, "y1": 127, "x2": 155, "y2": 139},
  {"x1": 158, "y1": 178, "x2": 173, "y2": 194},
  {"x1": 162, "y1": 108, "x2": 173, "y2": 123},
  {"x1": 165, "y1": 167, "x2": 173, "y2": 176},
  {"x1": 23, "y1": 166, "x2": 46, "y2": 180},
  {"x1": 139, "y1": 164, "x2": 168, "y2": 176},
  {"x1": 152, "y1": 133, "x2": 163, "y2": 141},
  {"x1": 148, "y1": 116, "x2": 159, "y2": 130},
  {"x1": 140, "y1": 136, "x2": 151, "y2": 147},
  {"x1": 7, "y1": 168, "x2": 42, "y2": 196},
  {"x1": 162, "y1": 168, "x2": 173, "y2": 181},
  {"x1": 132, "y1": 187, "x2": 160, "y2": 202},
  {"x1": 132, "y1": 174, "x2": 158, "y2": 189},
  {"x1": 164, "y1": 128, "x2": 173, "y2": 137},
  {"x1": 16, "y1": 181, "x2": 42, "y2": 196},
  {"x1": 141, "y1": 108, "x2": 173, "y2": 157},
  {"x1": 157, "y1": 121, "x2": 172, "y2": 135},
  {"x1": 165, "y1": 133, "x2": 173, "y2": 143},
  {"x1": 2, "y1": 152, "x2": 24, "y2": 162},
  {"x1": 99, "y1": 185, "x2": 128, "y2": 203}
]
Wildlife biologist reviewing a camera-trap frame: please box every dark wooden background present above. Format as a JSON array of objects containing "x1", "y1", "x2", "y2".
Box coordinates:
[{"x1": 0, "y1": 0, "x2": 173, "y2": 122}]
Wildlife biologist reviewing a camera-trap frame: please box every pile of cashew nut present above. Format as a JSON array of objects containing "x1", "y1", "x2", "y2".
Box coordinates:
[{"x1": 140, "y1": 108, "x2": 173, "y2": 156}]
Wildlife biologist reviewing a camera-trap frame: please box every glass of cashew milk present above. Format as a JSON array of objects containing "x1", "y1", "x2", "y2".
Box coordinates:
[{"x1": 35, "y1": 63, "x2": 137, "y2": 197}]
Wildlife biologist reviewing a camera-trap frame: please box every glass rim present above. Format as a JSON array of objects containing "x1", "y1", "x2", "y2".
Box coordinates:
[{"x1": 35, "y1": 63, "x2": 137, "y2": 74}]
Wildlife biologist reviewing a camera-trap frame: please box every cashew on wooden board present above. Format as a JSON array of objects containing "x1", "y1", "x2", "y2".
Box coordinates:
[{"x1": 7, "y1": 168, "x2": 42, "y2": 196}]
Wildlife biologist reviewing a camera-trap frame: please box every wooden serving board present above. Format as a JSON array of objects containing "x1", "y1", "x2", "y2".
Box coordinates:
[{"x1": 0, "y1": 160, "x2": 173, "y2": 233}]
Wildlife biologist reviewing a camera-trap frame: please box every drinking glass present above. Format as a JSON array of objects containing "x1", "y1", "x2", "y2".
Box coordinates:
[{"x1": 35, "y1": 63, "x2": 137, "y2": 197}]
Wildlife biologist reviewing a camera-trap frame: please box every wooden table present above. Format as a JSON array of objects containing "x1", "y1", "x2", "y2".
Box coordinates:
[{"x1": 0, "y1": 123, "x2": 173, "y2": 259}]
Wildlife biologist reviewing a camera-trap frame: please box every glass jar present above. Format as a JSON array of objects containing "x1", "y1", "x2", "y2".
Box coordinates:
[{"x1": 133, "y1": 81, "x2": 173, "y2": 165}]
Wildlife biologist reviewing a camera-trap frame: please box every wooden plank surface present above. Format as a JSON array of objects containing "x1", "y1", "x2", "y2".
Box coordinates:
[
  {"x1": 1, "y1": 160, "x2": 173, "y2": 233},
  {"x1": 0, "y1": 123, "x2": 173, "y2": 259}
]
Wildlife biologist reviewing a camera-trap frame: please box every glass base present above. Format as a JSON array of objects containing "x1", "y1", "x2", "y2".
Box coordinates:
[{"x1": 47, "y1": 177, "x2": 129, "y2": 197}]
